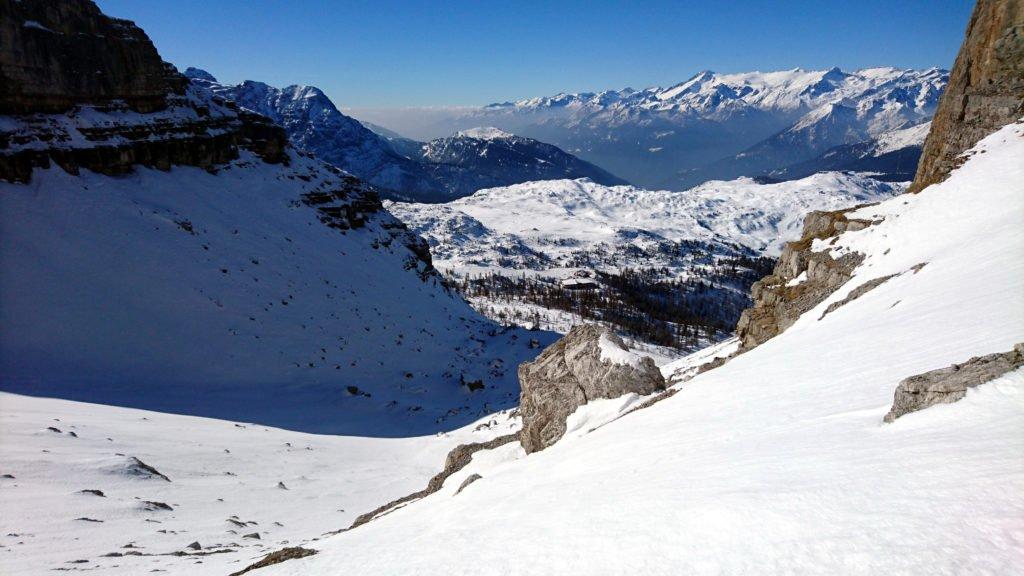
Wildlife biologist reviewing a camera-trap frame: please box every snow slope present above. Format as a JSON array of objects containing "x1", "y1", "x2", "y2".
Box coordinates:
[
  {"x1": 0, "y1": 148, "x2": 554, "y2": 436},
  {"x1": 256, "y1": 121, "x2": 1024, "y2": 575},
  {"x1": 0, "y1": 391, "x2": 518, "y2": 575}
]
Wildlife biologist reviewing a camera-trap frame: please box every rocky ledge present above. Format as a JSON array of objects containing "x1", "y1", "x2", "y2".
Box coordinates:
[
  {"x1": 518, "y1": 325, "x2": 664, "y2": 453},
  {"x1": 0, "y1": 0, "x2": 288, "y2": 182},
  {"x1": 884, "y1": 344, "x2": 1023, "y2": 422},
  {"x1": 735, "y1": 208, "x2": 876, "y2": 351}
]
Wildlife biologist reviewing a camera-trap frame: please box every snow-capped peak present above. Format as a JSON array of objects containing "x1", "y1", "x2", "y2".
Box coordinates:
[{"x1": 456, "y1": 126, "x2": 515, "y2": 140}]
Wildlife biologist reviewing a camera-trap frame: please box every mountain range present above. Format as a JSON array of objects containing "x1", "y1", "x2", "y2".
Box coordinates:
[
  {"x1": 354, "y1": 67, "x2": 947, "y2": 188},
  {"x1": 185, "y1": 69, "x2": 625, "y2": 202}
]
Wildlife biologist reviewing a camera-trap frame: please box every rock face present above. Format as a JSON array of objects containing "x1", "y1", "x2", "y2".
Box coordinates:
[
  {"x1": 518, "y1": 325, "x2": 665, "y2": 453},
  {"x1": 735, "y1": 0, "x2": 1024, "y2": 354},
  {"x1": 735, "y1": 208, "x2": 873, "y2": 350},
  {"x1": 0, "y1": 0, "x2": 289, "y2": 183},
  {"x1": 909, "y1": 0, "x2": 1024, "y2": 192},
  {"x1": 884, "y1": 344, "x2": 1024, "y2": 422},
  {"x1": 0, "y1": 0, "x2": 185, "y2": 114}
]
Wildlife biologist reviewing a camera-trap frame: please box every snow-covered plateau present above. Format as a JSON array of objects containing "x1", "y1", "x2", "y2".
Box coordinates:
[{"x1": 388, "y1": 173, "x2": 901, "y2": 351}]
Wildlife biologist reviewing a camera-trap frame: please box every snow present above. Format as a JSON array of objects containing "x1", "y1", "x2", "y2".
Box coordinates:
[
  {"x1": 785, "y1": 270, "x2": 808, "y2": 287},
  {"x1": 661, "y1": 336, "x2": 740, "y2": 383},
  {"x1": 22, "y1": 20, "x2": 53, "y2": 32},
  {"x1": 597, "y1": 333, "x2": 645, "y2": 368},
  {"x1": 872, "y1": 121, "x2": 931, "y2": 155},
  {"x1": 455, "y1": 126, "x2": 514, "y2": 140},
  {"x1": 248, "y1": 122, "x2": 1024, "y2": 575},
  {"x1": 0, "y1": 148, "x2": 554, "y2": 436},
  {"x1": 0, "y1": 392, "x2": 517, "y2": 575},
  {"x1": 391, "y1": 173, "x2": 899, "y2": 273}
]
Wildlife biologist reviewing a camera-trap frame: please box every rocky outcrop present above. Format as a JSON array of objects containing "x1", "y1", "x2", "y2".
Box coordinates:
[
  {"x1": 228, "y1": 547, "x2": 317, "y2": 576},
  {"x1": 735, "y1": 208, "x2": 874, "y2": 350},
  {"x1": 0, "y1": 0, "x2": 288, "y2": 183},
  {"x1": 909, "y1": 0, "x2": 1024, "y2": 192},
  {"x1": 0, "y1": 0, "x2": 185, "y2": 114},
  {"x1": 346, "y1": 433, "x2": 519, "y2": 531},
  {"x1": 518, "y1": 325, "x2": 665, "y2": 453},
  {"x1": 884, "y1": 344, "x2": 1023, "y2": 422}
]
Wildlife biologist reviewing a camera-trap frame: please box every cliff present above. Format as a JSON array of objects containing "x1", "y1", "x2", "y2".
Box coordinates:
[
  {"x1": 909, "y1": 0, "x2": 1024, "y2": 192},
  {"x1": 0, "y1": 0, "x2": 288, "y2": 183}
]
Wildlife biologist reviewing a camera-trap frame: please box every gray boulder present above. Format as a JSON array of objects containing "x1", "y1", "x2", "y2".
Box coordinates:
[
  {"x1": 518, "y1": 325, "x2": 665, "y2": 453},
  {"x1": 884, "y1": 343, "x2": 1023, "y2": 422}
]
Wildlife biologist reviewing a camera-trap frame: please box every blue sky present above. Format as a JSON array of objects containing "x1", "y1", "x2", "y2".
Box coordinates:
[{"x1": 96, "y1": 0, "x2": 973, "y2": 108}]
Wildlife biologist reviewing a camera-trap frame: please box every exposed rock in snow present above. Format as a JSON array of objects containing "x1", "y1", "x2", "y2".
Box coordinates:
[
  {"x1": 453, "y1": 473, "x2": 483, "y2": 495},
  {"x1": 735, "y1": 206, "x2": 875, "y2": 351},
  {"x1": 885, "y1": 344, "x2": 1024, "y2": 422},
  {"x1": 518, "y1": 325, "x2": 664, "y2": 453},
  {"x1": 229, "y1": 547, "x2": 317, "y2": 576}
]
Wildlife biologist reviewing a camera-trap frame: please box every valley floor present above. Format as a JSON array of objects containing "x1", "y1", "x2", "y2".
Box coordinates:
[{"x1": 0, "y1": 392, "x2": 517, "y2": 575}]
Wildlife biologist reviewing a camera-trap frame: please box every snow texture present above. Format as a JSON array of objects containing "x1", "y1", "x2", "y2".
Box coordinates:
[{"x1": 246, "y1": 121, "x2": 1024, "y2": 575}]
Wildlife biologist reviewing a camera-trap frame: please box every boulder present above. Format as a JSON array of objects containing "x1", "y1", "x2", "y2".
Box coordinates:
[
  {"x1": 518, "y1": 325, "x2": 665, "y2": 453},
  {"x1": 884, "y1": 344, "x2": 1023, "y2": 422}
]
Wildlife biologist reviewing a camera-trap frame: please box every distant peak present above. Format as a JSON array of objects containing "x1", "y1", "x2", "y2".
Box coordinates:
[
  {"x1": 184, "y1": 67, "x2": 217, "y2": 83},
  {"x1": 456, "y1": 126, "x2": 515, "y2": 140}
]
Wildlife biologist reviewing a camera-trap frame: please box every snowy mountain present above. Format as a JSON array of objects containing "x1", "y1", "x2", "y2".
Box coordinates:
[
  {"x1": 388, "y1": 174, "x2": 900, "y2": 352},
  {"x1": 356, "y1": 67, "x2": 947, "y2": 189},
  {"x1": 771, "y1": 121, "x2": 931, "y2": 181},
  {"x1": 0, "y1": 6, "x2": 554, "y2": 436},
  {"x1": 222, "y1": 108, "x2": 1024, "y2": 576},
  {"x1": 184, "y1": 70, "x2": 442, "y2": 201},
  {"x1": 189, "y1": 71, "x2": 627, "y2": 202},
  {"x1": 414, "y1": 127, "x2": 627, "y2": 198}
]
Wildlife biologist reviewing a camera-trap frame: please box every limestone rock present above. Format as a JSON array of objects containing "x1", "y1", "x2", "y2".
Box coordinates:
[
  {"x1": 735, "y1": 207, "x2": 872, "y2": 351},
  {"x1": 518, "y1": 324, "x2": 665, "y2": 453},
  {"x1": 0, "y1": 0, "x2": 185, "y2": 114},
  {"x1": 454, "y1": 473, "x2": 482, "y2": 495},
  {"x1": 909, "y1": 0, "x2": 1024, "y2": 192},
  {"x1": 884, "y1": 344, "x2": 1023, "y2": 422}
]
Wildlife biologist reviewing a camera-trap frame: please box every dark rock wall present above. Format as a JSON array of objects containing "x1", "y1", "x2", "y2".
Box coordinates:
[{"x1": 0, "y1": 0, "x2": 184, "y2": 114}]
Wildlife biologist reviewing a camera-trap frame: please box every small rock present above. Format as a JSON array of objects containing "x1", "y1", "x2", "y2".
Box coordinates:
[
  {"x1": 454, "y1": 473, "x2": 482, "y2": 495},
  {"x1": 186, "y1": 541, "x2": 202, "y2": 551},
  {"x1": 242, "y1": 532, "x2": 260, "y2": 540}
]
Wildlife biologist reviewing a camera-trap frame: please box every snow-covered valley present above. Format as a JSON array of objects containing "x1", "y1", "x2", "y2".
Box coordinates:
[
  {"x1": 232, "y1": 115, "x2": 1024, "y2": 576},
  {"x1": 2, "y1": 0, "x2": 1022, "y2": 574},
  {"x1": 389, "y1": 173, "x2": 900, "y2": 351}
]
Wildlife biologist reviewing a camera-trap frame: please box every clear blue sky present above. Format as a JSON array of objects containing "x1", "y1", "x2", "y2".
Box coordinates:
[{"x1": 96, "y1": 0, "x2": 973, "y2": 108}]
